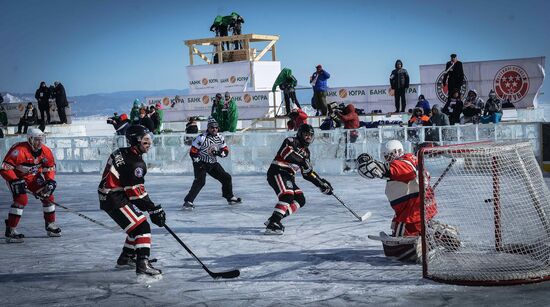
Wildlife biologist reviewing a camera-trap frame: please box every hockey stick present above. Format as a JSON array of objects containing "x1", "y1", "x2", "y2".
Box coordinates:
[
  {"x1": 29, "y1": 190, "x2": 118, "y2": 231},
  {"x1": 431, "y1": 158, "x2": 456, "y2": 190},
  {"x1": 332, "y1": 193, "x2": 372, "y2": 222},
  {"x1": 164, "y1": 224, "x2": 240, "y2": 279}
]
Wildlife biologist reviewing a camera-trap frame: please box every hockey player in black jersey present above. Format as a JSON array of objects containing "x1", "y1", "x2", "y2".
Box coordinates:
[
  {"x1": 264, "y1": 124, "x2": 333, "y2": 235},
  {"x1": 98, "y1": 125, "x2": 166, "y2": 276},
  {"x1": 182, "y1": 117, "x2": 241, "y2": 210}
]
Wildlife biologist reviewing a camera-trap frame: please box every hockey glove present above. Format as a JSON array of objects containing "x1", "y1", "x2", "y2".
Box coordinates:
[
  {"x1": 148, "y1": 205, "x2": 166, "y2": 227},
  {"x1": 319, "y1": 178, "x2": 333, "y2": 195},
  {"x1": 9, "y1": 179, "x2": 26, "y2": 196},
  {"x1": 356, "y1": 153, "x2": 373, "y2": 165},
  {"x1": 358, "y1": 159, "x2": 389, "y2": 179},
  {"x1": 39, "y1": 180, "x2": 57, "y2": 198},
  {"x1": 211, "y1": 149, "x2": 227, "y2": 158}
]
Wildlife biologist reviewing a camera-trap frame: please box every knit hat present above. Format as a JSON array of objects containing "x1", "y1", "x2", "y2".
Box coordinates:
[{"x1": 207, "y1": 117, "x2": 219, "y2": 128}]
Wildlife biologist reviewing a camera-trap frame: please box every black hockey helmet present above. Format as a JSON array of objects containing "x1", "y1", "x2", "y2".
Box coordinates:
[
  {"x1": 125, "y1": 125, "x2": 150, "y2": 146},
  {"x1": 297, "y1": 124, "x2": 315, "y2": 146}
]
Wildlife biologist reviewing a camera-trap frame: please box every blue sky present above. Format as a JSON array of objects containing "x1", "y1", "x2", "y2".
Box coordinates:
[{"x1": 1, "y1": 0, "x2": 549, "y2": 100}]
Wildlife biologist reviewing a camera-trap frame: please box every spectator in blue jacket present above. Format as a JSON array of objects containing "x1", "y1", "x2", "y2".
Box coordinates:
[
  {"x1": 309, "y1": 65, "x2": 330, "y2": 116},
  {"x1": 415, "y1": 95, "x2": 431, "y2": 116}
]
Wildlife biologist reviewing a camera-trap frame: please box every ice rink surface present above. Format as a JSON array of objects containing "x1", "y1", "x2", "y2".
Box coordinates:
[{"x1": 1, "y1": 174, "x2": 550, "y2": 306}]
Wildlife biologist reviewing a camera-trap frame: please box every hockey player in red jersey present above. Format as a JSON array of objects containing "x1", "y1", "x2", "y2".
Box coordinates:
[
  {"x1": 1, "y1": 128, "x2": 60, "y2": 243},
  {"x1": 357, "y1": 140, "x2": 457, "y2": 261},
  {"x1": 98, "y1": 125, "x2": 166, "y2": 276},
  {"x1": 264, "y1": 124, "x2": 333, "y2": 235}
]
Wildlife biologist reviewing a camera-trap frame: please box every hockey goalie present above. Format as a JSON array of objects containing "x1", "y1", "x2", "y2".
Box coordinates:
[{"x1": 356, "y1": 140, "x2": 460, "y2": 262}]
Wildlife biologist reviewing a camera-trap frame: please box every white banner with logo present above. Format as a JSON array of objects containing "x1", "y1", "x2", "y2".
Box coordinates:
[
  {"x1": 187, "y1": 61, "x2": 281, "y2": 94},
  {"x1": 146, "y1": 91, "x2": 277, "y2": 121},
  {"x1": 420, "y1": 57, "x2": 545, "y2": 108},
  {"x1": 321, "y1": 84, "x2": 420, "y2": 113}
]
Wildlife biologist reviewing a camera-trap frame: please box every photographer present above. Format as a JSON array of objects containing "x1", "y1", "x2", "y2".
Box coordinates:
[{"x1": 107, "y1": 113, "x2": 130, "y2": 136}]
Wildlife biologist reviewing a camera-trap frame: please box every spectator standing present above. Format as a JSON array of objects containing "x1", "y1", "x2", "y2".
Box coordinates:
[
  {"x1": 149, "y1": 106, "x2": 161, "y2": 134},
  {"x1": 287, "y1": 108, "x2": 308, "y2": 131},
  {"x1": 35, "y1": 81, "x2": 51, "y2": 125},
  {"x1": 0, "y1": 93, "x2": 3, "y2": 103},
  {"x1": 228, "y1": 12, "x2": 244, "y2": 49},
  {"x1": 17, "y1": 103, "x2": 39, "y2": 134},
  {"x1": 482, "y1": 90, "x2": 503, "y2": 124},
  {"x1": 211, "y1": 93, "x2": 223, "y2": 119},
  {"x1": 130, "y1": 99, "x2": 141, "y2": 124},
  {"x1": 0, "y1": 104, "x2": 6, "y2": 138},
  {"x1": 415, "y1": 95, "x2": 431, "y2": 116},
  {"x1": 53, "y1": 81, "x2": 68, "y2": 124},
  {"x1": 389, "y1": 59, "x2": 410, "y2": 113},
  {"x1": 215, "y1": 92, "x2": 238, "y2": 132},
  {"x1": 442, "y1": 91, "x2": 463, "y2": 125},
  {"x1": 310, "y1": 65, "x2": 330, "y2": 116},
  {"x1": 442, "y1": 54, "x2": 465, "y2": 103},
  {"x1": 138, "y1": 108, "x2": 155, "y2": 133},
  {"x1": 155, "y1": 102, "x2": 164, "y2": 133},
  {"x1": 462, "y1": 90, "x2": 484, "y2": 124},
  {"x1": 272, "y1": 68, "x2": 301, "y2": 115},
  {"x1": 426, "y1": 104, "x2": 450, "y2": 142}
]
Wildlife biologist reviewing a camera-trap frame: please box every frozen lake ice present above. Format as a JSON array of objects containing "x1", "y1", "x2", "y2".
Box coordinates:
[{"x1": 1, "y1": 174, "x2": 550, "y2": 306}]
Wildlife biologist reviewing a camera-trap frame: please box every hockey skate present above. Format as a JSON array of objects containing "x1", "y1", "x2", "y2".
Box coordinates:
[
  {"x1": 182, "y1": 201, "x2": 195, "y2": 210},
  {"x1": 227, "y1": 196, "x2": 242, "y2": 205},
  {"x1": 5, "y1": 220, "x2": 24, "y2": 243},
  {"x1": 116, "y1": 252, "x2": 136, "y2": 269},
  {"x1": 45, "y1": 222, "x2": 62, "y2": 237},
  {"x1": 136, "y1": 256, "x2": 162, "y2": 276},
  {"x1": 264, "y1": 220, "x2": 284, "y2": 235}
]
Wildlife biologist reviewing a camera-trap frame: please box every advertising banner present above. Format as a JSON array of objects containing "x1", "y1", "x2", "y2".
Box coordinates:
[
  {"x1": 1, "y1": 101, "x2": 73, "y2": 125},
  {"x1": 146, "y1": 91, "x2": 277, "y2": 121},
  {"x1": 420, "y1": 57, "x2": 545, "y2": 108}
]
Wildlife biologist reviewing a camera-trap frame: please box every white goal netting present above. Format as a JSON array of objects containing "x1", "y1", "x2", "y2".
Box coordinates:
[{"x1": 419, "y1": 141, "x2": 550, "y2": 285}]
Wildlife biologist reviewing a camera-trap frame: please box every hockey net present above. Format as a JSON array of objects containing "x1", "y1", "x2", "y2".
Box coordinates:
[{"x1": 418, "y1": 141, "x2": 550, "y2": 285}]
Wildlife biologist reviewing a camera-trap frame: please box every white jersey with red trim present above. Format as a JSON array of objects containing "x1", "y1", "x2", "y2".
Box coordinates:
[{"x1": 97, "y1": 147, "x2": 154, "y2": 211}]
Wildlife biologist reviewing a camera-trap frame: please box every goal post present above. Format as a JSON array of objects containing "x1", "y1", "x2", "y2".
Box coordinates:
[{"x1": 418, "y1": 141, "x2": 550, "y2": 286}]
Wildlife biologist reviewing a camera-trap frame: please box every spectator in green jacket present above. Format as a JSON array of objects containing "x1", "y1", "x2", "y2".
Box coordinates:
[
  {"x1": 155, "y1": 102, "x2": 164, "y2": 134},
  {"x1": 216, "y1": 92, "x2": 238, "y2": 132},
  {"x1": 130, "y1": 99, "x2": 141, "y2": 124},
  {"x1": 272, "y1": 68, "x2": 300, "y2": 115}
]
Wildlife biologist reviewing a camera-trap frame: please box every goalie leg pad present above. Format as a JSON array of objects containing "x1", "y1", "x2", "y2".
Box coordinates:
[{"x1": 429, "y1": 219, "x2": 461, "y2": 251}]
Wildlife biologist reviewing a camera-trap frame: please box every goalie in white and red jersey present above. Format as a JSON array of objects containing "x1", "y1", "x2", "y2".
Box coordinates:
[{"x1": 356, "y1": 140, "x2": 457, "y2": 261}]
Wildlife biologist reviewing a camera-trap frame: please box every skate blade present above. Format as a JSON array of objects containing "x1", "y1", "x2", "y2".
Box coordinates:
[
  {"x1": 47, "y1": 232, "x2": 62, "y2": 237},
  {"x1": 115, "y1": 264, "x2": 136, "y2": 270},
  {"x1": 136, "y1": 273, "x2": 163, "y2": 283},
  {"x1": 264, "y1": 229, "x2": 283, "y2": 235},
  {"x1": 5, "y1": 237, "x2": 24, "y2": 243},
  {"x1": 182, "y1": 206, "x2": 194, "y2": 211}
]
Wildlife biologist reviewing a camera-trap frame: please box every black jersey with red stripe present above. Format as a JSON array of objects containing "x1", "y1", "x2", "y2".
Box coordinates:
[
  {"x1": 98, "y1": 147, "x2": 154, "y2": 211},
  {"x1": 267, "y1": 137, "x2": 325, "y2": 188}
]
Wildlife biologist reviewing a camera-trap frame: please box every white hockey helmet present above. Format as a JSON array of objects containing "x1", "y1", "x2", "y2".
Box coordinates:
[
  {"x1": 383, "y1": 140, "x2": 404, "y2": 162},
  {"x1": 27, "y1": 128, "x2": 45, "y2": 152}
]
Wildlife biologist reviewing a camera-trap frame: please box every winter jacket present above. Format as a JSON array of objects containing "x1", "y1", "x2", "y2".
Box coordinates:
[
  {"x1": 0, "y1": 106, "x2": 7, "y2": 127},
  {"x1": 429, "y1": 105, "x2": 450, "y2": 126},
  {"x1": 415, "y1": 99, "x2": 431, "y2": 116},
  {"x1": 21, "y1": 107, "x2": 38, "y2": 125},
  {"x1": 484, "y1": 97, "x2": 502, "y2": 116},
  {"x1": 35, "y1": 85, "x2": 51, "y2": 107},
  {"x1": 130, "y1": 102, "x2": 140, "y2": 124},
  {"x1": 138, "y1": 116, "x2": 155, "y2": 133},
  {"x1": 272, "y1": 68, "x2": 298, "y2": 92},
  {"x1": 215, "y1": 98, "x2": 238, "y2": 132},
  {"x1": 310, "y1": 70, "x2": 330, "y2": 92},
  {"x1": 390, "y1": 60, "x2": 410, "y2": 90},
  {"x1": 54, "y1": 83, "x2": 68, "y2": 107},
  {"x1": 337, "y1": 104, "x2": 359, "y2": 129},
  {"x1": 443, "y1": 60, "x2": 465, "y2": 91},
  {"x1": 442, "y1": 98, "x2": 463, "y2": 125},
  {"x1": 462, "y1": 90, "x2": 484, "y2": 123},
  {"x1": 287, "y1": 108, "x2": 308, "y2": 131}
]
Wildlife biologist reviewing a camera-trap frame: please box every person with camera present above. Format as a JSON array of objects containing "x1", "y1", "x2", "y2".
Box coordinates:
[
  {"x1": 273, "y1": 68, "x2": 301, "y2": 115},
  {"x1": 35, "y1": 81, "x2": 51, "y2": 125},
  {"x1": 98, "y1": 125, "x2": 165, "y2": 276},
  {"x1": 2, "y1": 128, "x2": 60, "y2": 243},
  {"x1": 107, "y1": 112, "x2": 130, "y2": 136},
  {"x1": 182, "y1": 117, "x2": 241, "y2": 210}
]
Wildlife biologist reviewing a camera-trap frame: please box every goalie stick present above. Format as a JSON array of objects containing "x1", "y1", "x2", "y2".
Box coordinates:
[
  {"x1": 332, "y1": 193, "x2": 372, "y2": 222},
  {"x1": 164, "y1": 224, "x2": 240, "y2": 279}
]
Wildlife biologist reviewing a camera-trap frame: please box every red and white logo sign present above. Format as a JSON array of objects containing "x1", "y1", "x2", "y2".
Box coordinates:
[{"x1": 494, "y1": 65, "x2": 529, "y2": 102}]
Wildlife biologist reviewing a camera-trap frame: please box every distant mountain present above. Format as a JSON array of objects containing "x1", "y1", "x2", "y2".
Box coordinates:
[{"x1": 1, "y1": 89, "x2": 188, "y2": 117}]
